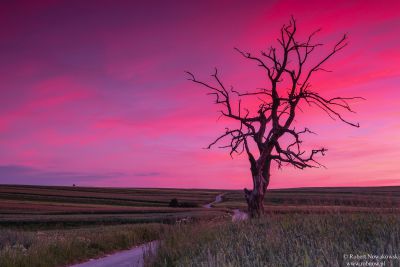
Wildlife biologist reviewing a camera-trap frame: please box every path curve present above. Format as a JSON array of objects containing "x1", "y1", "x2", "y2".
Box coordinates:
[
  {"x1": 204, "y1": 193, "x2": 249, "y2": 222},
  {"x1": 203, "y1": 193, "x2": 224, "y2": 208},
  {"x1": 69, "y1": 241, "x2": 158, "y2": 267},
  {"x1": 232, "y1": 208, "x2": 249, "y2": 222}
]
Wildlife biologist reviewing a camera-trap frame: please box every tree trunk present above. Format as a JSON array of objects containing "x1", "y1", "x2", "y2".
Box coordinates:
[{"x1": 244, "y1": 159, "x2": 271, "y2": 218}]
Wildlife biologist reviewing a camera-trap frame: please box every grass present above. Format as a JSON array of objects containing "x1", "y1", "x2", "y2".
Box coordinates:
[
  {"x1": 3, "y1": 185, "x2": 400, "y2": 266},
  {"x1": 0, "y1": 223, "x2": 166, "y2": 267},
  {"x1": 149, "y1": 212, "x2": 400, "y2": 267}
]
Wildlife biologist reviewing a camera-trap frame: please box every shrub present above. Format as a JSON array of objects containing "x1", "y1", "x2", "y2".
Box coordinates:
[{"x1": 169, "y1": 198, "x2": 179, "y2": 207}]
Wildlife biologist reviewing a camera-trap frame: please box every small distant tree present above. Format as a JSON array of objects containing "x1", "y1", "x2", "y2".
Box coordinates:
[
  {"x1": 169, "y1": 198, "x2": 179, "y2": 207},
  {"x1": 187, "y1": 17, "x2": 363, "y2": 217}
]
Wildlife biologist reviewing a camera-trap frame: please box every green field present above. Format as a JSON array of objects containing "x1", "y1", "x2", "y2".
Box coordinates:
[{"x1": 1, "y1": 185, "x2": 400, "y2": 267}]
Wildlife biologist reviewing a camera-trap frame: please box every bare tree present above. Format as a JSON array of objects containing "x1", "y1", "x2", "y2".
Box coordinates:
[{"x1": 186, "y1": 17, "x2": 363, "y2": 217}]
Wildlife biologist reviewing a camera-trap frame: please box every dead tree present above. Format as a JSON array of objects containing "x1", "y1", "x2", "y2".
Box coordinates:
[{"x1": 186, "y1": 17, "x2": 363, "y2": 217}]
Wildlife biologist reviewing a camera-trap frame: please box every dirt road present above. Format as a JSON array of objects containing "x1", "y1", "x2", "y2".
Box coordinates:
[
  {"x1": 203, "y1": 193, "x2": 224, "y2": 208},
  {"x1": 71, "y1": 193, "x2": 246, "y2": 267},
  {"x1": 232, "y1": 208, "x2": 249, "y2": 222},
  {"x1": 69, "y1": 241, "x2": 158, "y2": 267}
]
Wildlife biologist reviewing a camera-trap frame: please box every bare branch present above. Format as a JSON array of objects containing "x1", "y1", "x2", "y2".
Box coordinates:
[{"x1": 186, "y1": 17, "x2": 363, "y2": 201}]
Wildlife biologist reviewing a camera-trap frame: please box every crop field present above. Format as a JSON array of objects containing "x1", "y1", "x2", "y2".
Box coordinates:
[
  {"x1": 215, "y1": 186, "x2": 400, "y2": 213},
  {"x1": 0, "y1": 185, "x2": 228, "y2": 228},
  {"x1": 1, "y1": 185, "x2": 400, "y2": 267},
  {"x1": 1, "y1": 185, "x2": 400, "y2": 228}
]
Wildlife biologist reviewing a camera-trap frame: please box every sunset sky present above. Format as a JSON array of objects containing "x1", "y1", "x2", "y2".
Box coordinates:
[{"x1": 1, "y1": 0, "x2": 399, "y2": 189}]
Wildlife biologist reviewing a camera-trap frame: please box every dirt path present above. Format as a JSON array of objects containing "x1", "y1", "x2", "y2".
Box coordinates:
[
  {"x1": 204, "y1": 193, "x2": 248, "y2": 222},
  {"x1": 232, "y1": 208, "x2": 249, "y2": 222},
  {"x1": 70, "y1": 193, "x2": 246, "y2": 267},
  {"x1": 203, "y1": 193, "x2": 224, "y2": 208},
  {"x1": 69, "y1": 241, "x2": 158, "y2": 267}
]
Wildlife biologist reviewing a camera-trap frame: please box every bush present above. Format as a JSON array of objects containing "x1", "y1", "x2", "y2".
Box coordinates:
[
  {"x1": 169, "y1": 198, "x2": 179, "y2": 207},
  {"x1": 169, "y1": 199, "x2": 199, "y2": 208}
]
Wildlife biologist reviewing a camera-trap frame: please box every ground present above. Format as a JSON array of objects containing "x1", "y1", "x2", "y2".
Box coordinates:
[{"x1": 1, "y1": 185, "x2": 400, "y2": 266}]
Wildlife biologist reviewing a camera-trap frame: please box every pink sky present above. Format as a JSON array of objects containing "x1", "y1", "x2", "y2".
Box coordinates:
[{"x1": 0, "y1": 0, "x2": 399, "y2": 189}]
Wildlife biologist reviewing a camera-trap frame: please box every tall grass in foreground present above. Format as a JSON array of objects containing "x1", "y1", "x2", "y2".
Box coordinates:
[
  {"x1": 0, "y1": 223, "x2": 166, "y2": 267},
  {"x1": 149, "y1": 213, "x2": 400, "y2": 267}
]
